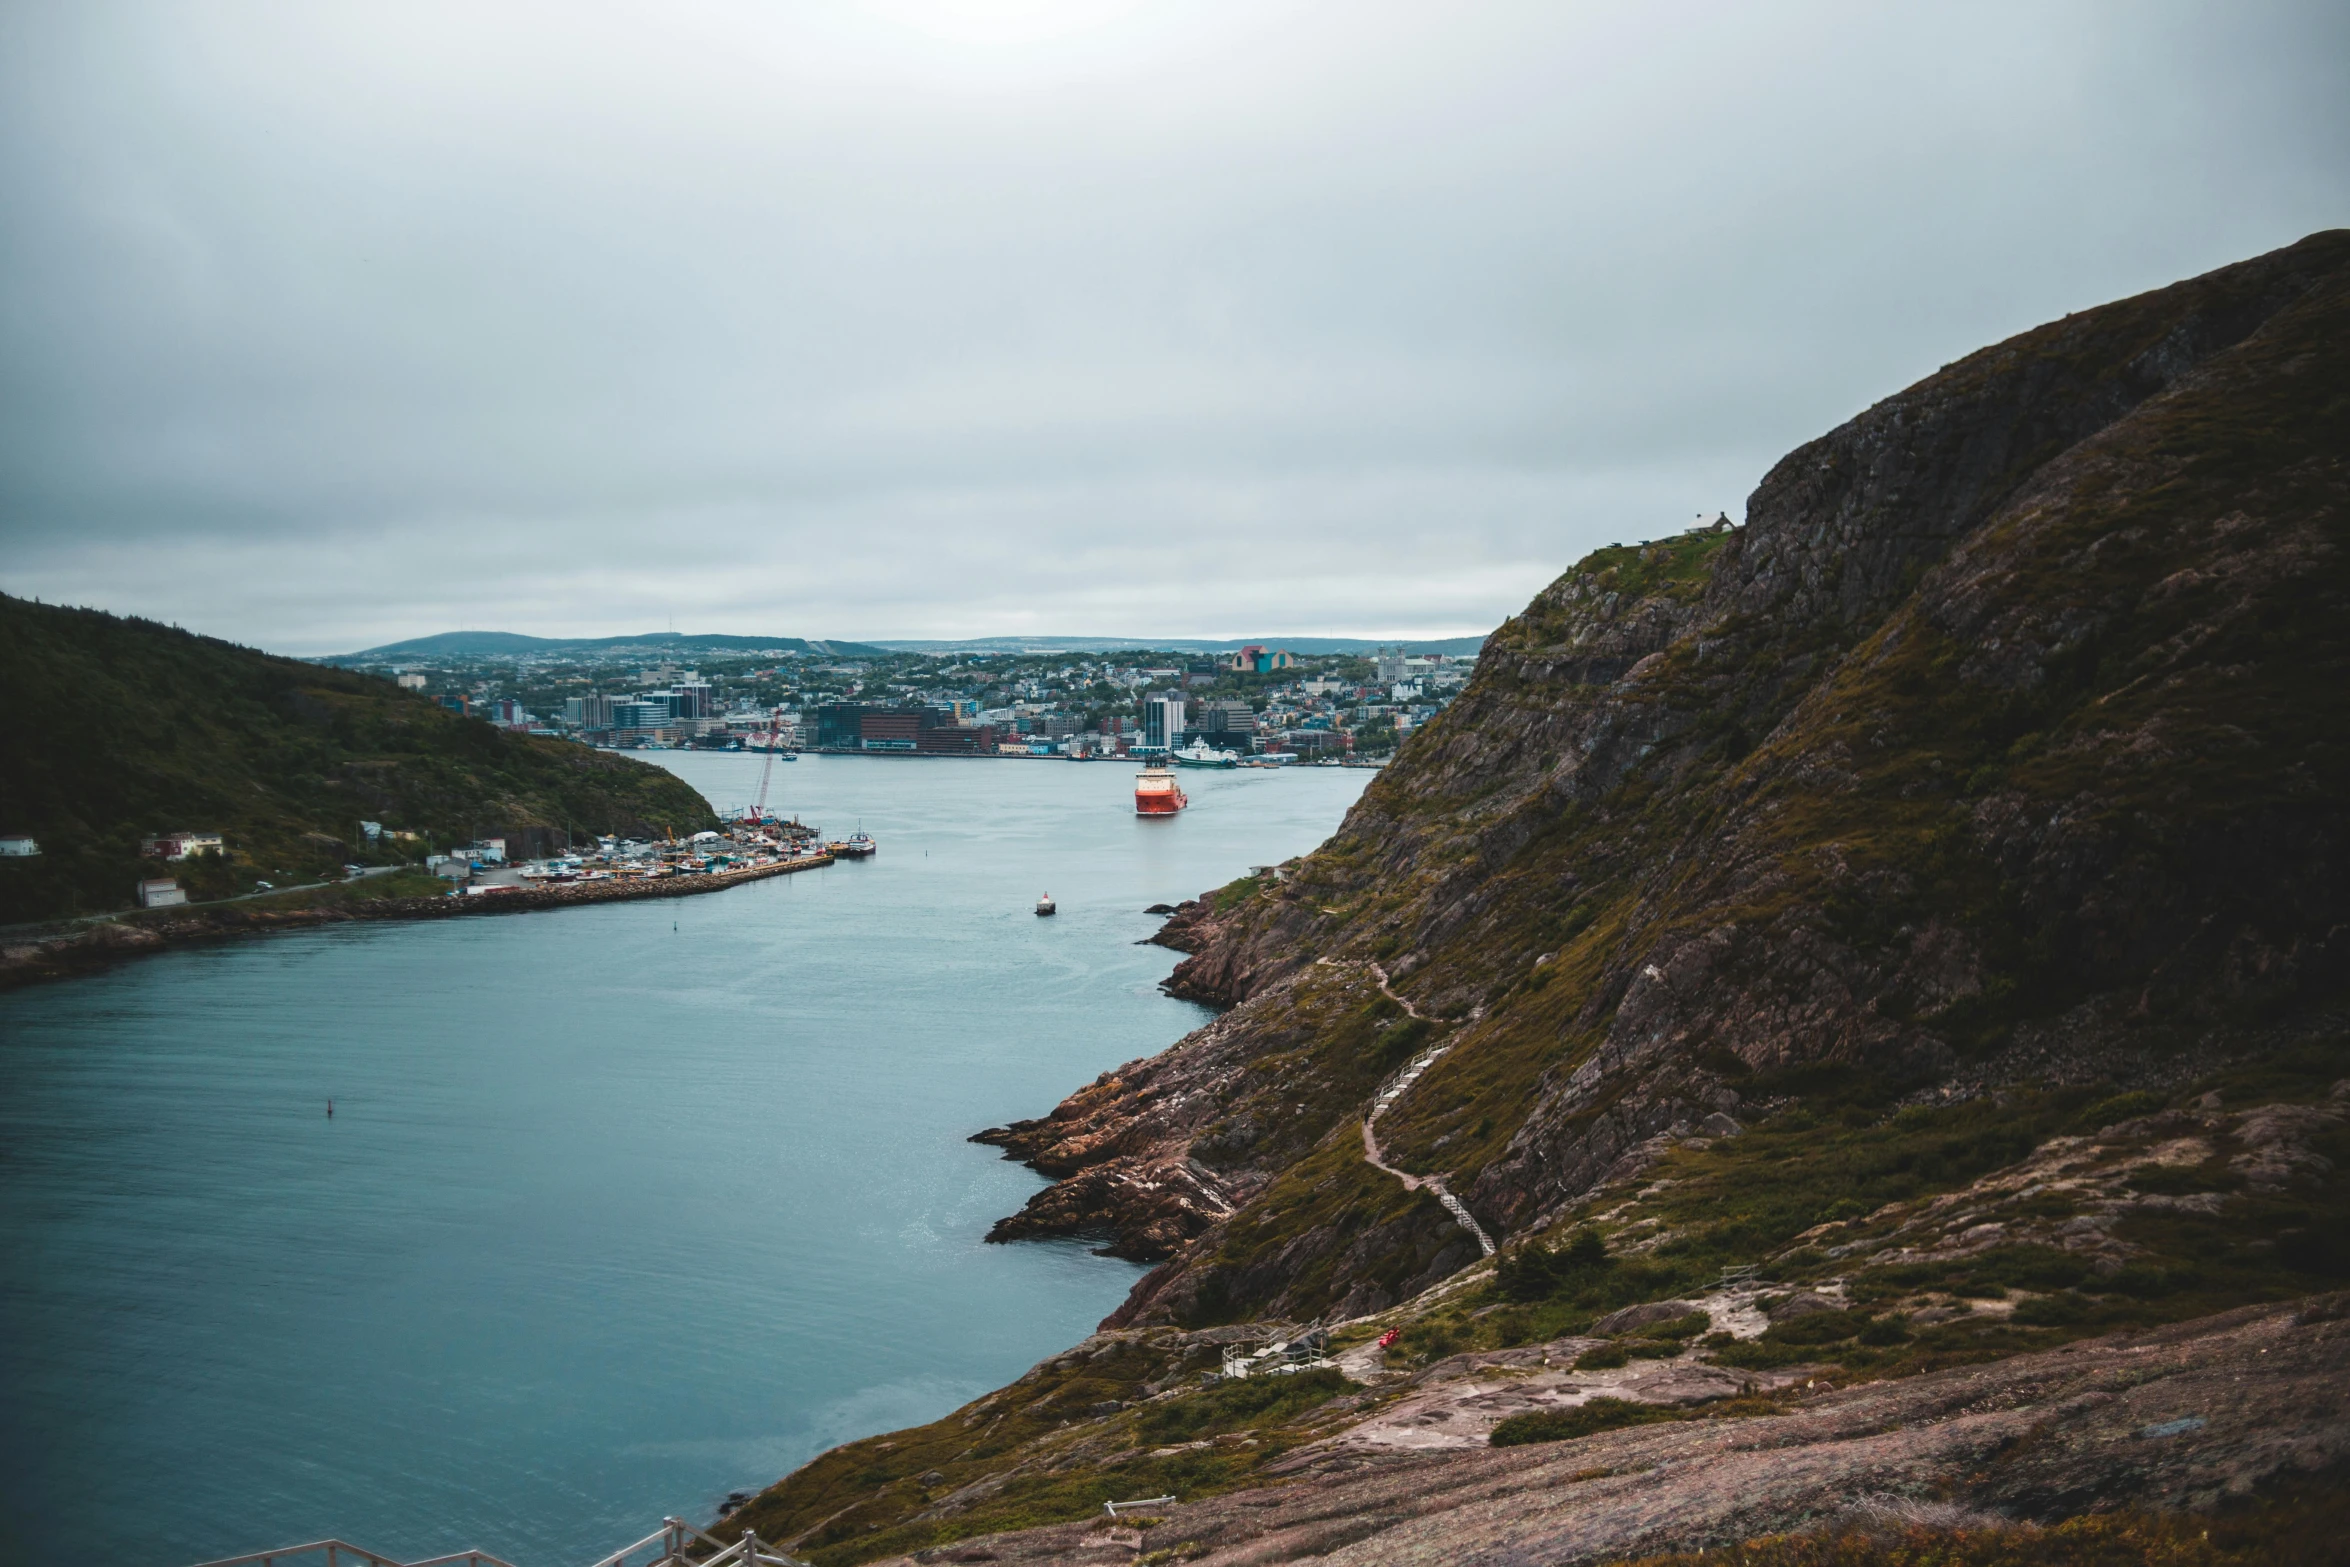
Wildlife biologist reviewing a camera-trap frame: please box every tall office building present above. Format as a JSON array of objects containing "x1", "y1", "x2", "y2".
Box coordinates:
[{"x1": 1143, "y1": 693, "x2": 1187, "y2": 750}]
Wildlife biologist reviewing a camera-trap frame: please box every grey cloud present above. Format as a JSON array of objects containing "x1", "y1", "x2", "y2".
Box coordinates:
[{"x1": 2, "y1": 0, "x2": 2344, "y2": 652}]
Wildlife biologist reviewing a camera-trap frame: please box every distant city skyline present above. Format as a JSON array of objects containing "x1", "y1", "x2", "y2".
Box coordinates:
[{"x1": 3, "y1": 2, "x2": 2345, "y2": 655}]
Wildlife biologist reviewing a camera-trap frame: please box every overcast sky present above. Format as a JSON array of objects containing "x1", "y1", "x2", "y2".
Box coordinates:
[{"x1": 1, "y1": 1, "x2": 2343, "y2": 654}]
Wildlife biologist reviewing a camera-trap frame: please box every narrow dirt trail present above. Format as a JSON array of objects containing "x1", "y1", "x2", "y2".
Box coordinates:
[
  {"x1": 1344, "y1": 956, "x2": 1451, "y2": 1023},
  {"x1": 1323, "y1": 958, "x2": 1496, "y2": 1256}
]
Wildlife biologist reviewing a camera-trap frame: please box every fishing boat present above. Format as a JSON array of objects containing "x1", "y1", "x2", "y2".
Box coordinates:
[
  {"x1": 1035, "y1": 893, "x2": 1056, "y2": 916},
  {"x1": 1172, "y1": 740, "x2": 1240, "y2": 768},
  {"x1": 826, "y1": 831, "x2": 877, "y2": 857},
  {"x1": 1134, "y1": 760, "x2": 1188, "y2": 815}
]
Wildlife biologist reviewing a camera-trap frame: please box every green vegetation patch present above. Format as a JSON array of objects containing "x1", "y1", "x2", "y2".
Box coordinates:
[
  {"x1": 1498, "y1": 526, "x2": 1732, "y2": 654},
  {"x1": 0, "y1": 594, "x2": 719, "y2": 922},
  {"x1": 1193, "y1": 1133, "x2": 1442, "y2": 1325},
  {"x1": 1489, "y1": 1390, "x2": 1789, "y2": 1449},
  {"x1": 1212, "y1": 873, "x2": 1268, "y2": 913},
  {"x1": 1489, "y1": 1396, "x2": 1680, "y2": 1447},
  {"x1": 1408, "y1": 1040, "x2": 2350, "y2": 1376},
  {"x1": 1133, "y1": 1368, "x2": 1351, "y2": 1445},
  {"x1": 1495, "y1": 1227, "x2": 1612, "y2": 1301}
]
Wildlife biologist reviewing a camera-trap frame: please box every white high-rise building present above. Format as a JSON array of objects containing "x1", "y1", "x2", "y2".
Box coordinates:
[{"x1": 1143, "y1": 692, "x2": 1187, "y2": 750}]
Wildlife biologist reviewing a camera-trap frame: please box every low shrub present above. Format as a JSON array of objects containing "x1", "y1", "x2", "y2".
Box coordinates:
[
  {"x1": 1489, "y1": 1397, "x2": 1679, "y2": 1447},
  {"x1": 2010, "y1": 1292, "x2": 2091, "y2": 1326},
  {"x1": 1855, "y1": 1314, "x2": 1912, "y2": 1346},
  {"x1": 2107, "y1": 1264, "x2": 2198, "y2": 1298},
  {"x1": 2072, "y1": 1090, "x2": 2167, "y2": 1132},
  {"x1": 1637, "y1": 1312, "x2": 1712, "y2": 1341},
  {"x1": 1134, "y1": 1368, "x2": 1350, "y2": 1444},
  {"x1": 1708, "y1": 1338, "x2": 1819, "y2": 1371},
  {"x1": 1397, "y1": 1317, "x2": 1465, "y2": 1363},
  {"x1": 1495, "y1": 1228, "x2": 1610, "y2": 1302},
  {"x1": 1763, "y1": 1309, "x2": 1869, "y2": 1346}
]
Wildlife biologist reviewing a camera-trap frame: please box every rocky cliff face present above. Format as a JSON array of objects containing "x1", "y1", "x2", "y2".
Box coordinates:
[{"x1": 977, "y1": 232, "x2": 2350, "y2": 1333}]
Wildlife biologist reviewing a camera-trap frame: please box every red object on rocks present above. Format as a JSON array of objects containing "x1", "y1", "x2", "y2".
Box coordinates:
[{"x1": 1377, "y1": 1328, "x2": 1400, "y2": 1349}]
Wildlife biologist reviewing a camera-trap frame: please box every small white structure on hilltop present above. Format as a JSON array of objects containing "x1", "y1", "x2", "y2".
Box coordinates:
[{"x1": 0, "y1": 834, "x2": 38, "y2": 857}]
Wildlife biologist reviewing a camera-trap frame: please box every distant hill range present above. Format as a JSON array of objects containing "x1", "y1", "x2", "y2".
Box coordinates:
[
  {"x1": 327, "y1": 630, "x2": 890, "y2": 663},
  {"x1": 868, "y1": 635, "x2": 1490, "y2": 656},
  {"x1": 0, "y1": 596, "x2": 719, "y2": 923},
  {"x1": 331, "y1": 630, "x2": 1488, "y2": 662}
]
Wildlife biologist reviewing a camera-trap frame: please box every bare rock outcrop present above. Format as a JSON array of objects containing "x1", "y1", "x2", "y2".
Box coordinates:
[{"x1": 874, "y1": 1296, "x2": 2350, "y2": 1567}]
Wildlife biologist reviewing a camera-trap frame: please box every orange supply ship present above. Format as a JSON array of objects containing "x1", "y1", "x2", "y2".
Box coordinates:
[{"x1": 1134, "y1": 760, "x2": 1188, "y2": 815}]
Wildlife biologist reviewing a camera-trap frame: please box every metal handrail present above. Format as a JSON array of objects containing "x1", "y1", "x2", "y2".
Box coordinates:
[
  {"x1": 187, "y1": 1545, "x2": 519, "y2": 1567},
  {"x1": 192, "y1": 1518, "x2": 806, "y2": 1567},
  {"x1": 1102, "y1": 1495, "x2": 1176, "y2": 1517}
]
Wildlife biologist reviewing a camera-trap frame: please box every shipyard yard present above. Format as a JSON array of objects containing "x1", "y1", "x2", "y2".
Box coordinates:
[{"x1": 0, "y1": 755, "x2": 1368, "y2": 1567}]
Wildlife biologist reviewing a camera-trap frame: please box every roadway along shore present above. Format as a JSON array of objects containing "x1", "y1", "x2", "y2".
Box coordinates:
[{"x1": 0, "y1": 852, "x2": 834, "y2": 991}]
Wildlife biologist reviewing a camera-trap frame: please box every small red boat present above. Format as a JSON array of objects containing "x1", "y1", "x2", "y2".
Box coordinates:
[{"x1": 1134, "y1": 761, "x2": 1187, "y2": 815}]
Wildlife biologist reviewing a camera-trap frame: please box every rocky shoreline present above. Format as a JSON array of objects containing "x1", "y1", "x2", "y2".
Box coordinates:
[{"x1": 0, "y1": 851, "x2": 832, "y2": 990}]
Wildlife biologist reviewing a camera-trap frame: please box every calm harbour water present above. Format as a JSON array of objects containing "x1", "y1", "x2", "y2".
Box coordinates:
[{"x1": 0, "y1": 755, "x2": 1366, "y2": 1566}]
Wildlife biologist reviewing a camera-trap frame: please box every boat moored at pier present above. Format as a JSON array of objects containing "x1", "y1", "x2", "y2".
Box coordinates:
[{"x1": 1171, "y1": 741, "x2": 1240, "y2": 768}]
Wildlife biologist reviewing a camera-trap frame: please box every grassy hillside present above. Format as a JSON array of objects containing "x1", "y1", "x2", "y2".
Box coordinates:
[
  {"x1": 722, "y1": 232, "x2": 2350, "y2": 1567},
  {"x1": 1073, "y1": 229, "x2": 2350, "y2": 1329},
  {"x1": 0, "y1": 595, "x2": 719, "y2": 922}
]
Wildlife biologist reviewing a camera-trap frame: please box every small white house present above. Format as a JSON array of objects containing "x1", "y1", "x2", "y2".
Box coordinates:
[
  {"x1": 0, "y1": 834, "x2": 37, "y2": 857},
  {"x1": 142, "y1": 831, "x2": 224, "y2": 861},
  {"x1": 137, "y1": 878, "x2": 188, "y2": 908}
]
